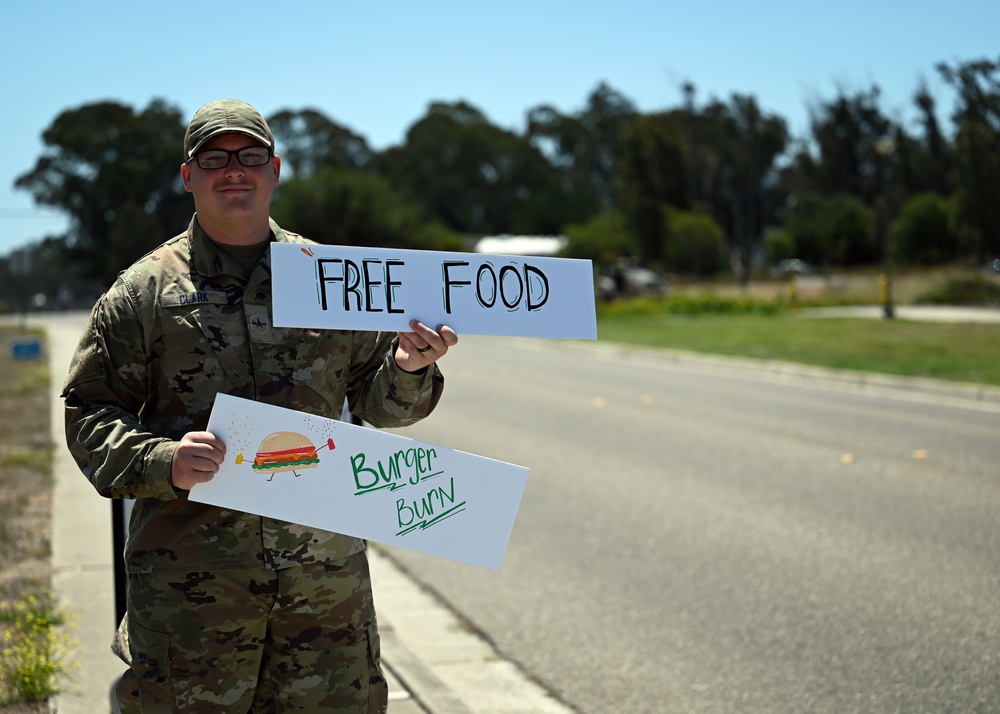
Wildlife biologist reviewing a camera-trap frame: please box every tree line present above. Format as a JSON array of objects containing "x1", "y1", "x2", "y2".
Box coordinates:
[{"x1": 4, "y1": 55, "x2": 999, "y2": 308}]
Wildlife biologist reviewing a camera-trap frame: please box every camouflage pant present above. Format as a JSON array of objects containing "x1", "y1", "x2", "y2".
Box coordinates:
[{"x1": 112, "y1": 551, "x2": 388, "y2": 713}]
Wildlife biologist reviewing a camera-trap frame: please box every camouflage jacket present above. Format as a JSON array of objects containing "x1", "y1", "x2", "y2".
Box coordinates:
[{"x1": 62, "y1": 216, "x2": 444, "y2": 573}]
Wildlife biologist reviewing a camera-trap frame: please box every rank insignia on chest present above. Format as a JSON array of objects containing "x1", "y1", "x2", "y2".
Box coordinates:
[{"x1": 246, "y1": 305, "x2": 275, "y2": 343}]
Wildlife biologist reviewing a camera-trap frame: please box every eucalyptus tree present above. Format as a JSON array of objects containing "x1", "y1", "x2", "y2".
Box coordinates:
[
  {"x1": 267, "y1": 108, "x2": 372, "y2": 176},
  {"x1": 692, "y1": 94, "x2": 789, "y2": 282},
  {"x1": 796, "y1": 86, "x2": 896, "y2": 207},
  {"x1": 373, "y1": 101, "x2": 559, "y2": 236},
  {"x1": 895, "y1": 83, "x2": 952, "y2": 198},
  {"x1": 615, "y1": 110, "x2": 689, "y2": 265},
  {"x1": 938, "y1": 56, "x2": 1000, "y2": 261},
  {"x1": 15, "y1": 99, "x2": 189, "y2": 285},
  {"x1": 526, "y1": 82, "x2": 640, "y2": 212}
]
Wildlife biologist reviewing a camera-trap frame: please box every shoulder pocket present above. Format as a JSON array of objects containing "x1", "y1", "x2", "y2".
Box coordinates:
[{"x1": 63, "y1": 305, "x2": 107, "y2": 391}]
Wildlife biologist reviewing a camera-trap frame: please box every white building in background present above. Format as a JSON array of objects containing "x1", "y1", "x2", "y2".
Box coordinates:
[{"x1": 473, "y1": 234, "x2": 568, "y2": 257}]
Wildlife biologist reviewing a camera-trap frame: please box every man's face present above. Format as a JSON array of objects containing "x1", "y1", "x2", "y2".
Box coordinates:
[{"x1": 181, "y1": 132, "x2": 281, "y2": 230}]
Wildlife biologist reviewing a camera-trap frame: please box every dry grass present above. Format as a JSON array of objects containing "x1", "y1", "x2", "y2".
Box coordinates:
[
  {"x1": 669, "y1": 264, "x2": 998, "y2": 304},
  {"x1": 0, "y1": 329, "x2": 63, "y2": 712},
  {"x1": 0, "y1": 332, "x2": 52, "y2": 602}
]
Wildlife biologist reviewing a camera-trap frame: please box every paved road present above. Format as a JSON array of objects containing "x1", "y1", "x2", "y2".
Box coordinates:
[{"x1": 383, "y1": 336, "x2": 1000, "y2": 714}]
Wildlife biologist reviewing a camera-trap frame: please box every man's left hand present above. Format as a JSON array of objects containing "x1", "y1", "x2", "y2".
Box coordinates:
[{"x1": 395, "y1": 320, "x2": 459, "y2": 372}]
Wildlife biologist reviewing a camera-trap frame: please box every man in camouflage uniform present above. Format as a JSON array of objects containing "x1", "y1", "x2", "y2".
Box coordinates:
[{"x1": 62, "y1": 99, "x2": 457, "y2": 713}]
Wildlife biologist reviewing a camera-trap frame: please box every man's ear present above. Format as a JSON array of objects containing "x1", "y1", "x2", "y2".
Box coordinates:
[
  {"x1": 272, "y1": 155, "x2": 281, "y2": 185},
  {"x1": 180, "y1": 163, "x2": 192, "y2": 192}
]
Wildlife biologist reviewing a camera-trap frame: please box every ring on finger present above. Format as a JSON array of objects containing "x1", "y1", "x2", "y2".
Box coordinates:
[{"x1": 417, "y1": 344, "x2": 433, "y2": 353}]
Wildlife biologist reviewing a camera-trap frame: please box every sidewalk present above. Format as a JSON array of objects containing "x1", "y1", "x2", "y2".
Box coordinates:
[
  {"x1": 799, "y1": 304, "x2": 1000, "y2": 323},
  {"x1": 39, "y1": 312, "x2": 570, "y2": 714}
]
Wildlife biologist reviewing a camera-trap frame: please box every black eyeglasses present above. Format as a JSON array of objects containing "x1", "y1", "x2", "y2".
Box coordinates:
[{"x1": 187, "y1": 146, "x2": 272, "y2": 170}]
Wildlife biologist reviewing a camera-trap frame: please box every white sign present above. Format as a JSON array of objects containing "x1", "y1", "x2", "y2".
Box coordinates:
[
  {"x1": 271, "y1": 243, "x2": 597, "y2": 339},
  {"x1": 190, "y1": 394, "x2": 529, "y2": 570}
]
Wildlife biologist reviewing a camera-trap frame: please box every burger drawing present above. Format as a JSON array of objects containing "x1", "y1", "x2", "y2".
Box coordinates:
[{"x1": 249, "y1": 431, "x2": 334, "y2": 480}]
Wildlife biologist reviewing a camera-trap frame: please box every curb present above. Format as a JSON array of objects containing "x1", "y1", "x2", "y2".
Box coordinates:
[{"x1": 369, "y1": 546, "x2": 575, "y2": 714}]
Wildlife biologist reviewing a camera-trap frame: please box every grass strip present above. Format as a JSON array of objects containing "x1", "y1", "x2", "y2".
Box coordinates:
[{"x1": 597, "y1": 313, "x2": 1000, "y2": 387}]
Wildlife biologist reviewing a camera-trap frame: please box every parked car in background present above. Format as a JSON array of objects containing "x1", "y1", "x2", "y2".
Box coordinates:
[
  {"x1": 597, "y1": 263, "x2": 669, "y2": 300},
  {"x1": 770, "y1": 258, "x2": 815, "y2": 279}
]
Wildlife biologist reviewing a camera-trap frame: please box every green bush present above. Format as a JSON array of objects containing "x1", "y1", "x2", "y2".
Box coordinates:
[
  {"x1": 596, "y1": 292, "x2": 788, "y2": 318},
  {"x1": 562, "y1": 210, "x2": 636, "y2": 263},
  {"x1": 787, "y1": 193, "x2": 876, "y2": 266},
  {"x1": 664, "y1": 210, "x2": 729, "y2": 276},
  {"x1": 764, "y1": 229, "x2": 796, "y2": 264},
  {"x1": 595, "y1": 295, "x2": 669, "y2": 317},
  {"x1": 271, "y1": 168, "x2": 463, "y2": 251},
  {"x1": 891, "y1": 193, "x2": 960, "y2": 265}
]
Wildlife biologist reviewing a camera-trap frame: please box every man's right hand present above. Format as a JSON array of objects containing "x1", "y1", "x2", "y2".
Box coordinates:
[{"x1": 170, "y1": 431, "x2": 226, "y2": 490}]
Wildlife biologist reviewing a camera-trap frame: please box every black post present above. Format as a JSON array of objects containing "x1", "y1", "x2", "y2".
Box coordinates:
[
  {"x1": 875, "y1": 136, "x2": 896, "y2": 320},
  {"x1": 879, "y1": 195, "x2": 895, "y2": 320},
  {"x1": 112, "y1": 499, "x2": 129, "y2": 626}
]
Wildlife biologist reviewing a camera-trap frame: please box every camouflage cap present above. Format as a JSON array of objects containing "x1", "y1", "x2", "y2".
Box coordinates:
[{"x1": 184, "y1": 99, "x2": 274, "y2": 159}]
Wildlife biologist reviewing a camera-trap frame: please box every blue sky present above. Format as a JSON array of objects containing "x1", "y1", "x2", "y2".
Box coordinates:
[{"x1": 2, "y1": 0, "x2": 997, "y2": 257}]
